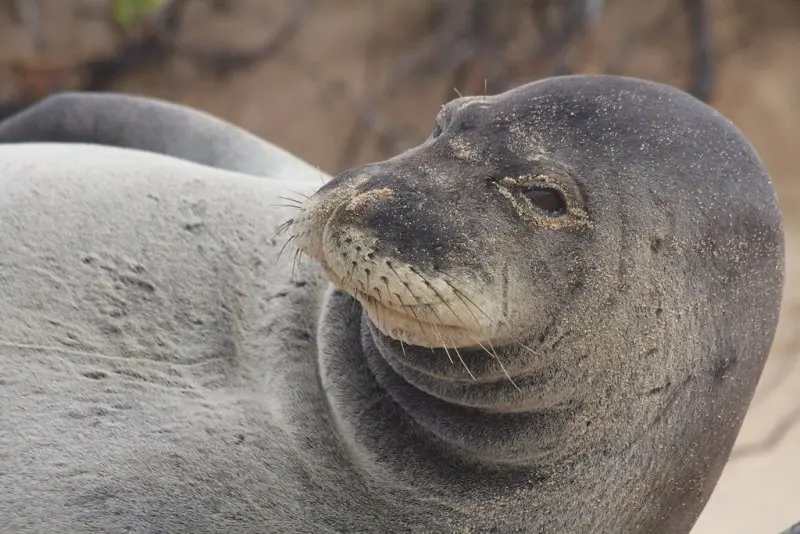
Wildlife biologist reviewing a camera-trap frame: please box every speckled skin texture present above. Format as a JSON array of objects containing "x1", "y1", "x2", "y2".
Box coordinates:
[{"x1": 0, "y1": 76, "x2": 785, "y2": 533}]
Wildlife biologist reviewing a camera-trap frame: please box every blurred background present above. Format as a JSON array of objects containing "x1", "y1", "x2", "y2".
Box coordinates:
[{"x1": 0, "y1": 1, "x2": 798, "y2": 532}]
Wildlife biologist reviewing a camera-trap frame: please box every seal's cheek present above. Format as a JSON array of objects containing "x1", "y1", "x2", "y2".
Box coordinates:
[{"x1": 490, "y1": 238, "x2": 590, "y2": 335}]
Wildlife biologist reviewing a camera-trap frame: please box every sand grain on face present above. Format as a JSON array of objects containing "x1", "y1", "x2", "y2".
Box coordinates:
[{"x1": 345, "y1": 187, "x2": 394, "y2": 211}]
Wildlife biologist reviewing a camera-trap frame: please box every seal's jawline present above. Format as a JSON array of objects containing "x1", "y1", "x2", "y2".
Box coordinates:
[
  {"x1": 365, "y1": 299, "x2": 483, "y2": 347},
  {"x1": 320, "y1": 264, "x2": 488, "y2": 349}
]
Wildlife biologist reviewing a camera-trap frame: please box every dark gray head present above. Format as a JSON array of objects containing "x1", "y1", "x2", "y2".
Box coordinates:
[{"x1": 295, "y1": 74, "x2": 783, "y2": 531}]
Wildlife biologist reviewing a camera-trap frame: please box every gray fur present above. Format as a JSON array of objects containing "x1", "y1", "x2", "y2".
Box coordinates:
[{"x1": 0, "y1": 76, "x2": 784, "y2": 533}]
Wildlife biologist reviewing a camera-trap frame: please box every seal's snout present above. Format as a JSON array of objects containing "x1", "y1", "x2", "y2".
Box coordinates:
[
  {"x1": 296, "y1": 161, "x2": 448, "y2": 267},
  {"x1": 290, "y1": 162, "x2": 506, "y2": 349},
  {"x1": 291, "y1": 168, "x2": 376, "y2": 264}
]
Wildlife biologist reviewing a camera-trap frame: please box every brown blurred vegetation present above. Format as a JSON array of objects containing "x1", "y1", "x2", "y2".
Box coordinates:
[{"x1": 0, "y1": 1, "x2": 797, "y2": 171}]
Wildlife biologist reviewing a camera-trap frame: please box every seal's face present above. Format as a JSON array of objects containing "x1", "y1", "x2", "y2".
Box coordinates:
[{"x1": 292, "y1": 93, "x2": 593, "y2": 350}]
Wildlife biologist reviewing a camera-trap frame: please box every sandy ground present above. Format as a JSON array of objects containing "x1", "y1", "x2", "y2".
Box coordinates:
[{"x1": 2, "y1": 1, "x2": 799, "y2": 531}]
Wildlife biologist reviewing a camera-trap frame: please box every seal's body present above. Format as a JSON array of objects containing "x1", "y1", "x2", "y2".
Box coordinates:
[{"x1": 0, "y1": 76, "x2": 784, "y2": 533}]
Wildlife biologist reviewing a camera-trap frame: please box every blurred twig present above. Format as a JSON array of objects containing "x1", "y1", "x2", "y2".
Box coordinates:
[
  {"x1": 338, "y1": 1, "x2": 385, "y2": 170},
  {"x1": 530, "y1": 0, "x2": 590, "y2": 75},
  {"x1": 684, "y1": 0, "x2": 714, "y2": 102},
  {"x1": 292, "y1": 57, "x2": 415, "y2": 158},
  {"x1": 80, "y1": 0, "x2": 187, "y2": 91},
  {"x1": 167, "y1": 0, "x2": 315, "y2": 76},
  {"x1": 84, "y1": 0, "x2": 312, "y2": 89},
  {"x1": 13, "y1": 0, "x2": 45, "y2": 53},
  {"x1": 336, "y1": 0, "x2": 597, "y2": 167}
]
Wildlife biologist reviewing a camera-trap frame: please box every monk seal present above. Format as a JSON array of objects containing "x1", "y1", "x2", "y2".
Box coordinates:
[{"x1": 0, "y1": 76, "x2": 784, "y2": 533}]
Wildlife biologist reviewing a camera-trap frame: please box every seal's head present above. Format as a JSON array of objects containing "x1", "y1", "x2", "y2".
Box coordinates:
[
  {"x1": 292, "y1": 72, "x2": 782, "y2": 468},
  {"x1": 291, "y1": 74, "x2": 783, "y2": 530}
]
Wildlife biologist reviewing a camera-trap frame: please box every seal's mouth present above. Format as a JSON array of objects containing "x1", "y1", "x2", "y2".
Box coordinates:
[{"x1": 319, "y1": 262, "x2": 480, "y2": 349}]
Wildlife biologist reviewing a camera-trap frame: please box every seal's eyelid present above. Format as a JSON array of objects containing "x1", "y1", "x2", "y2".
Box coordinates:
[
  {"x1": 495, "y1": 176, "x2": 572, "y2": 219},
  {"x1": 516, "y1": 185, "x2": 567, "y2": 216}
]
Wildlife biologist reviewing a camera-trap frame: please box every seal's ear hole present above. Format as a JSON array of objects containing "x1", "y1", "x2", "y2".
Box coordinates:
[
  {"x1": 431, "y1": 124, "x2": 443, "y2": 139},
  {"x1": 518, "y1": 186, "x2": 566, "y2": 216}
]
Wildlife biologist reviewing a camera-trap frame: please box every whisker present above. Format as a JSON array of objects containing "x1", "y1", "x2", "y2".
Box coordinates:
[
  {"x1": 452, "y1": 345, "x2": 476, "y2": 381},
  {"x1": 284, "y1": 187, "x2": 312, "y2": 200},
  {"x1": 271, "y1": 219, "x2": 295, "y2": 239},
  {"x1": 342, "y1": 263, "x2": 359, "y2": 315},
  {"x1": 405, "y1": 303, "x2": 432, "y2": 348},
  {"x1": 431, "y1": 323, "x2": 454, "y2": 364},
  {"x1": 474, "y1": 339, "x2": 495, "y2": 359},
  {"x1": 276, "y1": 196, "x2": 303, "y2": 204},
  {"x1": 396, "y1": 275, "x2": 424, "y2": 307},
  {"x1": 440, "y1": 278, "x2": 493, "y2": 324},
  {"x1": 383, "y1": 278, "x2": 395, "y2": 305},
  {"x1": 429, "y1": 268, "x2": 473, "y2": 291},
  {"x1": 276, "y1": 235, "x2": 297, "y2": 264},
  {"x1": 420, "y1": 301, "x2": 442, "y2": 322},
  {"x1": 414, "y1": 271, "x2": 471, "y2": 330},
  {"x1": 483, "y1": 339, "x2": 521, "y2": 392},
  {"x1": 514, "y1": 339, "x2": 538, "y2": 356},
  {"x1": 385, "y1": 266, "x2": 432, "y2": 340},
  {"x1": 385, "y1": 263, "x2": 422, "y2": 306},
  {"x1": 343, "y1": 260, "x2": 357, "y2": 289},
  {"x1": 268, "y1": 204, "x2": 305, "y2": 210},
  {"x1": 443, "y1": 282, "x2": 485, "y2": 330},
  {"x1": 430, "y1": 267, "x2": 539, "y2": 362},
  {"x1": 374, "y1": 290, "x2": 387, "y2": 332},
  {"x1": 291, "y1": 248, "x2": 303, "y2": 278}
]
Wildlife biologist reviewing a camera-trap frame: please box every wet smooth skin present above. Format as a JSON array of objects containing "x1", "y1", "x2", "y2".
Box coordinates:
[{"x1": 0, "y1": 75, "x2": 785, "y2": 533}]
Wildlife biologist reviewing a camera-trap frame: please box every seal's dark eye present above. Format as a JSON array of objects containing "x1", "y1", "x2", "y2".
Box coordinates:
[
  {"x1": 518, "y1": 186, "x2": 566, "y2": 216},
  {"x1": 431, "y1": 123, "x2": 443, "y2": 139}
]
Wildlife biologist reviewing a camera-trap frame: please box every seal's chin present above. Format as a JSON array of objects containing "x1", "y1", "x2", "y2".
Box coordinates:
[{"x1": 320, "y1": 265, "x2": 488, "y2": 349}]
